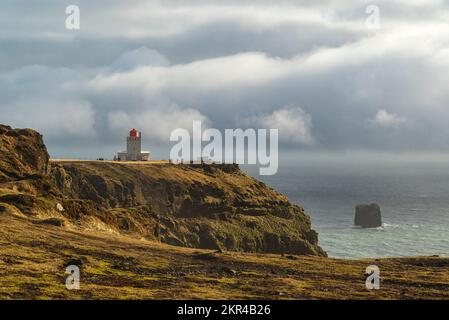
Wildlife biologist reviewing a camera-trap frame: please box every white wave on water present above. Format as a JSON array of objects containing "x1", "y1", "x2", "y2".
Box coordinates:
[{"x1": 317, "y1": 220, "x2": 447, "y2": 259}]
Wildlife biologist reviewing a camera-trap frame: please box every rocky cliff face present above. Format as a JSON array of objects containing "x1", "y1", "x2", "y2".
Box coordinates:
[
  {"x1": 0, "y1": 124, "x2": 326, "y2": 256},
  {"x1": 51, "y1": 162, "x2": 326, "y2": 256},
  {"x1": 0, "y1": 125, "x2": 49, "y2": 183}
]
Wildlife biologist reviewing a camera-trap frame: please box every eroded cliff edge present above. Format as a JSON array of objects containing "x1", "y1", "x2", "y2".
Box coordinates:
[{"x1": 0, "y1": 125, "x2": 326, "y2": 256}]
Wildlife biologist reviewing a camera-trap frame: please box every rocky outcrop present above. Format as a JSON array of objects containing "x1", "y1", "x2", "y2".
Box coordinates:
[
  {"x1": 0, "y1": 125, "x2": 49, "y2": 183},
  {"x1": 0, "y1": 124, "x2": 326, "y2": 257},
  {"x1": 354, "y1": 203, "x2": 382, "y2": 228}
]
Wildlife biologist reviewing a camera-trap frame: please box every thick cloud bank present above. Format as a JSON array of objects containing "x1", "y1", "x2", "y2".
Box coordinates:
[{"x1": 1, "y1": 0, "x2": 449, "y2": 158}]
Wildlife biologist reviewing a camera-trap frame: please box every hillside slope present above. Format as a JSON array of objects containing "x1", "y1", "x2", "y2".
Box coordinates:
[{"x1": 1, "y1": 213, "x2": 448, "y2": 299}]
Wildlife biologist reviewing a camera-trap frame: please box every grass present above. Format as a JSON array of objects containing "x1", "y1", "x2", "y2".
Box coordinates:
[{"x1": 1, "y1": 212, "x2": 448, "y2": 300}]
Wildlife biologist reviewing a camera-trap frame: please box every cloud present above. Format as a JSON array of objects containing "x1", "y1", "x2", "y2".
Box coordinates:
[
  {"x1": 371, "y1": 109, "x2": 408, "y2": 127},
  {"x1": 0, "y1": 65, "x2": 95, "y2": 143},
  {"x1": 2, "y1": 1, "x2": 449, "y2": 157},
  {"x1": 109, "y1": 47, "x2": 170, "y2": 72},
  {"x1": 243, "y1": 106, "x2": 313, "y2": 145},
  {"x1": 89, "y1": 52, "x2": 287, "y2": 95},
  {"x1": 107, "y1": 105, "x2": 210, "y2": 143},
  {"x1": 1, "y1": 98, "x2": 96, "y2": 143}
]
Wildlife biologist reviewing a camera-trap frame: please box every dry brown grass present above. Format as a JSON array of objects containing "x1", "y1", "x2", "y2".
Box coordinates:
[{"x1": 1, "y1": 212, "x2": 448, "y2": 300}]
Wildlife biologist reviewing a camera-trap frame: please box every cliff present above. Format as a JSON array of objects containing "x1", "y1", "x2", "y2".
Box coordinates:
[
  {"x1": 0, "y1": 125, "x2": 325, "y2": 256},
  {"x1": 50, "y1": 161, "x2": 325, "y2": 255}
]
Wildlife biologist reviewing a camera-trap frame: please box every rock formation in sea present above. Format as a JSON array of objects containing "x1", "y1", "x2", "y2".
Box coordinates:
[{"x1": 354, "y1": 203, "x2": 382, "y2": 228}]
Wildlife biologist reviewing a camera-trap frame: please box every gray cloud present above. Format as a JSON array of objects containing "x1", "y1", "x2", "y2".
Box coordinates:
[
  {"x1": 241, "y1": 106, "x2": 314, "y2": 145},
  {"x1": 1, "y1": 0, "x2": 449, "y2": 159}
]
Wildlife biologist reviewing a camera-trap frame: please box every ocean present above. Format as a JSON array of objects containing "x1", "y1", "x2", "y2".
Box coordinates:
[{"x1": 244, "y1": 161, "x2": 449, "y2": 259}]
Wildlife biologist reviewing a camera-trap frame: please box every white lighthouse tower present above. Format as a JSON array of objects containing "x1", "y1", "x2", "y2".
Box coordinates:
[{"x1": 117, "y1": 129, "x2": 150, "y2": 161}]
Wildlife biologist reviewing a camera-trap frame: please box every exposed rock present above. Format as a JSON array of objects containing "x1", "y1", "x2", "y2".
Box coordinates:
[
  {"x1": 56, "y1": 203, "x2": 65, "y2": 212},
  {"x1": 354, "y1": 203, "x2": 382, "y2": 228},
  {"x1": 221, "y1": 267, "x2": 237, "y2": 275},
  {"x1": 0, "y1": 125, "x2": 49, "y2": 183}
]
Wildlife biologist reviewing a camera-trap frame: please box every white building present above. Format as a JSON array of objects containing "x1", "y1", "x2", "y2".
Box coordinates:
[{"x1": 116, "y1": 128, "x2": 150, "y2": 161}]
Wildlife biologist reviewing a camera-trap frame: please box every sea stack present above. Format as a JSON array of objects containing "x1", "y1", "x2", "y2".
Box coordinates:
[{"x1": 354, "y1": 203, "x2": 382, "y2": 228}]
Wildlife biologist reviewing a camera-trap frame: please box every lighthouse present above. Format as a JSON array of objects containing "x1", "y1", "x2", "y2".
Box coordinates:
[{"x1": 116, "y1": 129, "x2": 150, "y2": 161}]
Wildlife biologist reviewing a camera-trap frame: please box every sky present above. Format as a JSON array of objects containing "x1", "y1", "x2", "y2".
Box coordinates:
[{"x1": 1, "y1": 0, "x2": 449, "y2": 161}]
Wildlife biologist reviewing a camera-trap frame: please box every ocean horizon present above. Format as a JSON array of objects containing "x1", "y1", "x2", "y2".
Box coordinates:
[{"x1": 244, "y1": 160, "x2": 449, "y2": 259}]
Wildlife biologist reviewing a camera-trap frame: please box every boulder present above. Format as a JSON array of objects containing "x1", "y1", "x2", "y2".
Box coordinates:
[{"x1": 354, "y1": 203, "x2": 382, "y2": 228}]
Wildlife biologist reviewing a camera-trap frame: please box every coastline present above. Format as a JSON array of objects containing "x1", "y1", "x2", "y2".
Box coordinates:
[{"x1": 1, "y1": 125, "x2": 448, "y2": 299}]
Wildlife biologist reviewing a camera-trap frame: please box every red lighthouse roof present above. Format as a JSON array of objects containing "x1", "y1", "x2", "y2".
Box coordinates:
[{"x1": 129, "y1": 128, "x2": 138, "y2": 137}]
